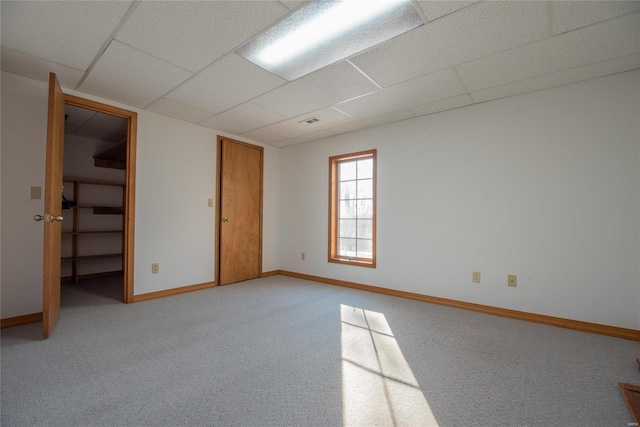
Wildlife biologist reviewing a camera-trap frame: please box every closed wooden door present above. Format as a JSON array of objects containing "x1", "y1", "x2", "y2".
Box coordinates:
[
  {"x1": 218, "y1": 137, "x2": 263, "y2": 285},
  {"x1": 42, "y1": 73, "x2": 65, "y2": 338}
]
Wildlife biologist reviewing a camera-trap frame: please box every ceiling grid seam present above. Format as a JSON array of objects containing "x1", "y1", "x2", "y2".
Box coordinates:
[
  {"x1": 546, "y1": 1, "x2": 554, "y2": 38},
  {"x1": 74, "y1": 1, "x2": 141, "y2": 90},
  {"x1": 452, "y1": 67, "x2": 475, "y2": 104}
]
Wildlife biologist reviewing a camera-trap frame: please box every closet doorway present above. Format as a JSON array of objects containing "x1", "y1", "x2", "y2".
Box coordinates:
[
  {"x1": 61, "y1": 104, "x2": 127, "y2": 293},
  {"x1": 61, "y1": 95, "x2": 137, "y2": 303}
]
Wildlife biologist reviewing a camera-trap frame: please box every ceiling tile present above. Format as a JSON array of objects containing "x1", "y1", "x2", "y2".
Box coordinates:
[
  {"x1": 79, "y1": 41, "x2": 193, "y2": 108},
  {"x1": 83, "y1": 110, "x2": 128, "y2": 133},
  {"x1": 1, "y1": 47, "x2": 85, "y2": 89},
  {"x1": 241, "y1": 129, "x2": 286, "y2": 145},
  {"x1": 166, "y1": 54, "x2": 286, "y2": 115},
  {"x1": 65, "y1": 125, "x2": 80, "y2": 135},
  {"x1": 279, "y1": 1, "x2": 307, "y2": 11},
  {"x1": 199, "y1": 103, "x2": 287, "y2": 135},
  {"x1": 335, "y1": 69, "x2": 466, "y2": 119},
  {"x1": 262, "y1": 107, "x2": 352, "y2": 138},
  {"x1": 552, "y1": 1, "x2": 640, "y2": 35},
  {"x1": 116, "y1": 1, "x2": 287, "y2": 72},
  {"x1": 65, "y1": 105, "x2": 97, "y2": 127},
  {"x1": 457, "y1": 12, "x2": 640, "y2": 92},
  {"x1": 410, "y1": 94, "x2": 473, "y2": 117},
  {"x1": 272, "y1": 130, "x2": 336, "y2": 148},
  {"x1": 471, "y1": 54, "x2": 640, "y2": 103},
  {"x1": 252, "y1": 61, "x2": 379, "y2": 118},
  {"x1": 351, "y1": 1, "x2": 547, "y2": 87},
  {"x1": 0, "y1": 1, "x2": 133, "y2": 70},
  {"x1": 71, "y1": 108, "x2": 128, "y2": 142},
  {"x1": 146, "y1": 98, "x2": 214, "y2": 124},
  {"x1": 416, "y1": 1, "x2": 478, "y2": 22},
  {"x1": 329, "y1": 110, "x2": 416, "y2": 135},
  {"x1": 73, "y1": 128, "x2": 126, "y2": 143}
]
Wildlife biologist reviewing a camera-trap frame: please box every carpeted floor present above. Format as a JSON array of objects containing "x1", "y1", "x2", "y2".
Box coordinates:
[{"x1": 2, "y1": 275, "x2": 639, "y2": 426}]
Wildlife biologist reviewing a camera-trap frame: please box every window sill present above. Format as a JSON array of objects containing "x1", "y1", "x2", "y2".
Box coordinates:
[{"x1": 329, "y1": 258, "x2": 376, "y2": 268}]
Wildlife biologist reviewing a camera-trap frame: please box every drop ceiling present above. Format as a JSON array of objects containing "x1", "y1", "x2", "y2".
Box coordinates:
[
  {"x1": 2, "y1": 1, "x2": 638, "y2": 148},
  {"x1": 64, "y1": 104, "x2": 127, "y2": 144}
]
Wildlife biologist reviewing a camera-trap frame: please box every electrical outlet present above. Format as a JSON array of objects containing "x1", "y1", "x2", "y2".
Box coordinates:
[
  {"x1": 152, "y1": 263, "x2": 159, "y2": 274},
  {"x1": 472, "y1": 271, "x2": 481, "y2": 283},
  {"x1": 508, "y1": 274, "x2": 517, "y2": 287},
  {"x1": 301, "y1": 252, "x2": 305, "y2": 261}
]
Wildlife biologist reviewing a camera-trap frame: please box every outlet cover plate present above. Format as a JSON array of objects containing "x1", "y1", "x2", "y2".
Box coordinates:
[{"x1": 30, "y1": 186, "x2": 42, "y2": 200}]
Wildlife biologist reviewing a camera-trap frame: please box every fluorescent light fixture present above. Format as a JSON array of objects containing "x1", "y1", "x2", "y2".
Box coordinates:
[{"x1": 237, "y1": 0, "x2": 423, "y2": 81}]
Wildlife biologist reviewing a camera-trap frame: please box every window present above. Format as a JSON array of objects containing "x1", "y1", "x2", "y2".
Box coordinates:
[{"x1": 329, "y1": 149, "x2": 376, "y2": 267}]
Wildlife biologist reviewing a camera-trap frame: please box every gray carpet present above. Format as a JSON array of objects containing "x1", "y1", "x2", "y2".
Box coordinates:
[{"x1": 1, "y1": 275, "x2": 639, "y2": 426}]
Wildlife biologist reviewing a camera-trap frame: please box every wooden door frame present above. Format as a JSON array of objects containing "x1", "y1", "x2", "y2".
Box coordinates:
[
  {"x1": 63, "y1": 95, "x2": 137, "y2": 303},
  {"x1": 215, "y1": 136, "x2": 263, "y2": 286}
]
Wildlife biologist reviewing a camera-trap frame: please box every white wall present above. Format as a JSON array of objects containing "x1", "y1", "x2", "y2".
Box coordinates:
[
  {"x1": 278, "y1": 70, "x2": 640, "y2": 330},
  {"x1": 1, "y1": 71, "x2": 280, "y2": 317},
  {"x1": 260, "y1": 138, "x2": 280, "y2": 272},
  {"x1": 1, "y1": 72, "x2": 48, "y2": 318},
  {"x1": 132, "y1": 111, "x2": 216, "y2": 294},
  {"x1": 132, "y1": 122, "x2": 280, "y2": 295}
]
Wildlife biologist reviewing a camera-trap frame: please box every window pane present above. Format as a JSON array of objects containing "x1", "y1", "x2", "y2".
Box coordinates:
[
  {"x1": 357, "y1": 219, "x2": 372, "y2": 239},
  {"x1": 339, "y1": 161, "x2": 357, "y2": 181},
  {"x1": 339, "y1": 181, "x2": 357, "y2": 200},
  {"x1": 339, "y1": 200, "x2": 357, "y2": 218},
  {"x1": 357, "y1": 159, "x2": 373, "y2": 179},
  {"x1": 339, "y1": 219, "x2": 356, "y2": 238},
  {"x1": 357, "y1": 199, "x2": 373, "y2": 219},
  {"x1": 357, "y1": 179, "x2": 372, "y2": 199},
  {"x1": 357, "y1": 239, "x2": 372, "y2": 258},
  {"x1": 339, "y1": 238, "x2": 356, "y2": 257}
]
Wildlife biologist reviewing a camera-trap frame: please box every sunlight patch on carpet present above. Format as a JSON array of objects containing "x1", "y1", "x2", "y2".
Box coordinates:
[{"x1": 340, "y1": 304, "x2": 439, "y2": 426}]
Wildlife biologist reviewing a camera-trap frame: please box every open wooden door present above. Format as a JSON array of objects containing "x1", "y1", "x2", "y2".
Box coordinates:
[
  {"x1": 217, "y1": 137, "x2": 263, "y2": 285},
  {"x1": 42, "y1": 73, "x2": 65, "y2": 338}
]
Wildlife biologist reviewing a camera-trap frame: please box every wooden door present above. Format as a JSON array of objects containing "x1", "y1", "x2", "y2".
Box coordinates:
[
  {"x1": 218, "y1": 137, "x2": 263, "y2": 285},
  {"x1": 42, "y1": 73, "x2": 65, "y2": 338}
]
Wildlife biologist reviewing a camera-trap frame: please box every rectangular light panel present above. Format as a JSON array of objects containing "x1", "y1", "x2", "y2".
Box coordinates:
[{"x1": 237, "y1": 0, "x2": 424, "y2": 81}]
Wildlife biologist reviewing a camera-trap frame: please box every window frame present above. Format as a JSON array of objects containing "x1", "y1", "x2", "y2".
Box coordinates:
[{"x1": 328, "y1": 149, "x2": 377, "y2": 268}]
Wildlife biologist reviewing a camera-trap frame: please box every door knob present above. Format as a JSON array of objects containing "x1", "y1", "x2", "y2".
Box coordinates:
[
  {"x1": 34, "y1": 214, "x2": 63, "y2": 222},
  {"x1": 222, "y1": 217, "x2": 231, "y2": 223}
]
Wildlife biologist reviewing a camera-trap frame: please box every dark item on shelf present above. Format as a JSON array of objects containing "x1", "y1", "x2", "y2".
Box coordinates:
[
  {"x1": 94, "y1": 140, "x2": 126, "y2": 170},
  {"x1": 62, "y1": 194, "x2": 76, "y2": 210},
  {"x1": 93, "y1": 206, "x2": 124, "y2": 215}
]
